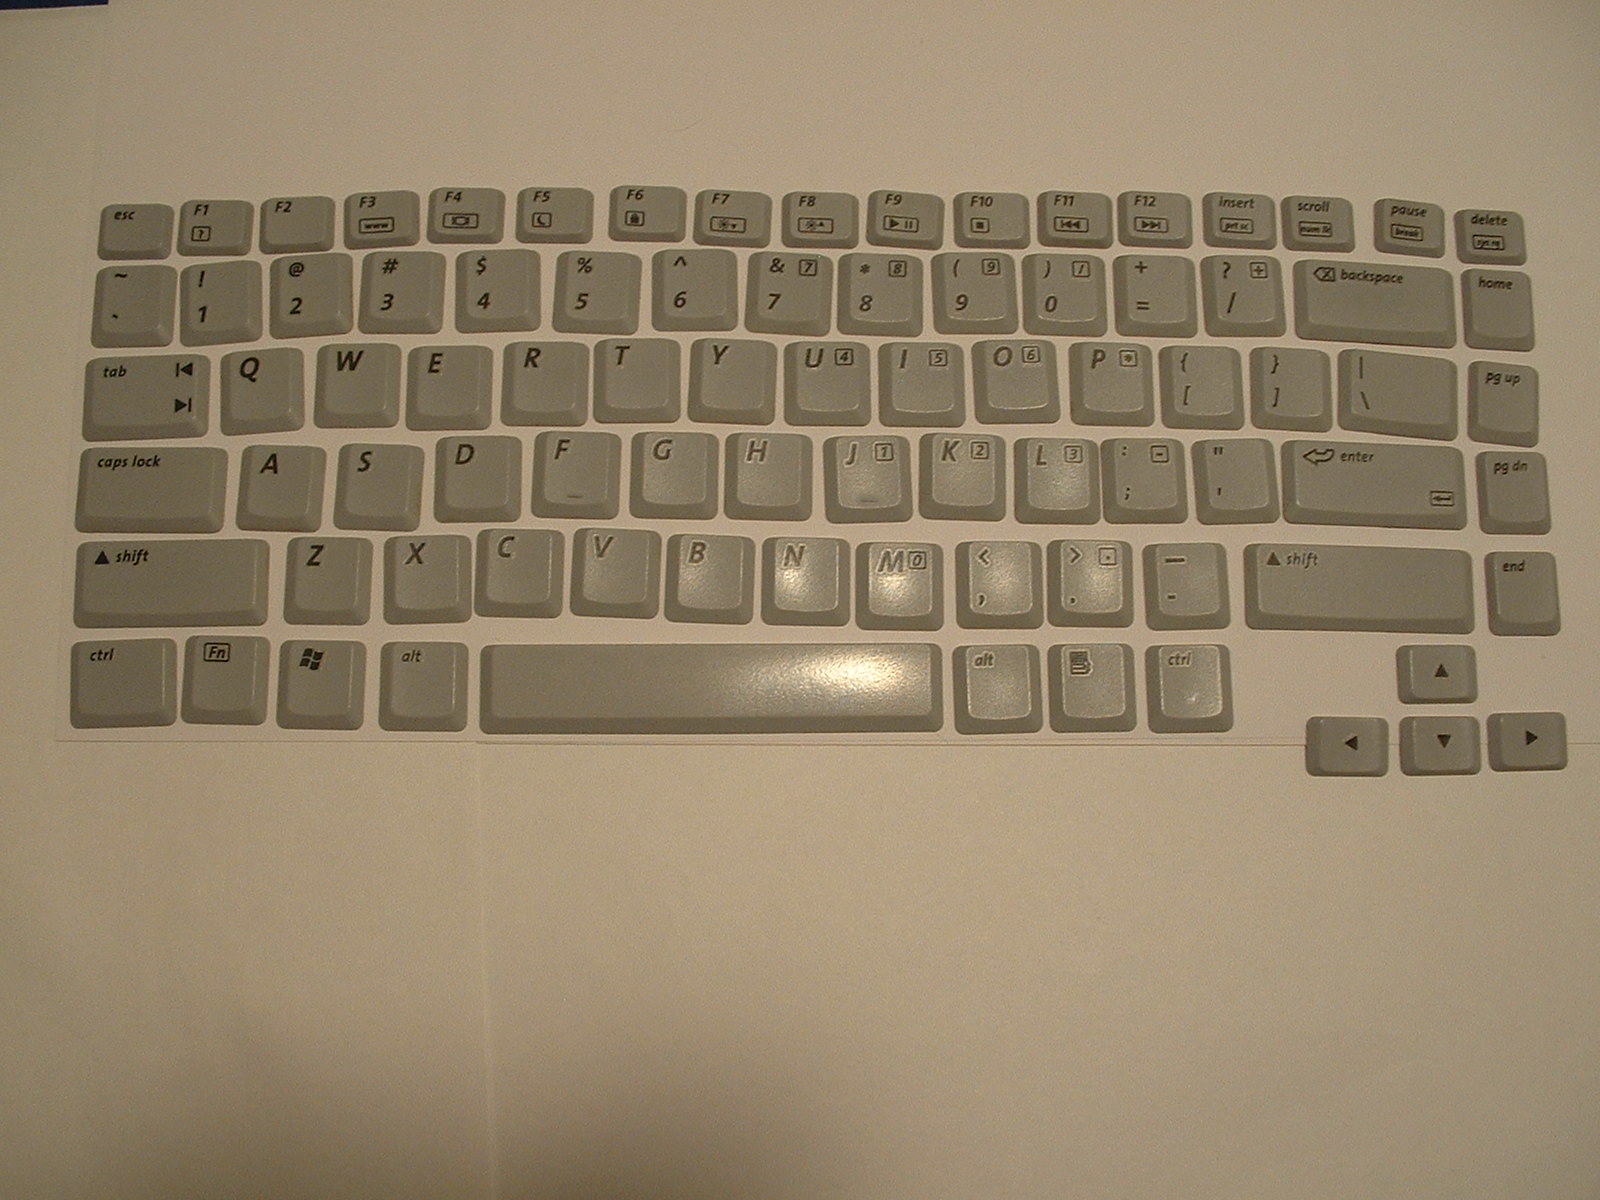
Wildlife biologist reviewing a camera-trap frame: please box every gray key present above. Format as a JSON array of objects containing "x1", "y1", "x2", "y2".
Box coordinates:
[
  {"x1": 1397, "y1": 645, "x2": 1476, "y2": 704},
  {"x1": 763, "y1": 537, "x2": 848, "y2": 625},
  {"x1": 182, "y1": 635, "x2": 269, "y2": 725},
  {"x1": 1399, "y1": 716, "x2": 1480, "y2": 775},
  {"x1": 694, "y1": 189, "x2": 772, "y2": 247},
  {"x1": 278, "y1": 641, "x2": 365, "y2": 730},
  {"x1": 920, "y1": 433, "x2": 1005, "y2": 520},
  {"x1": 237, "y1": 444, "x2": 325, "y2": 531},
  {"x1": 261, "y1": 196, "x2": 336, "y2": 253},
  {"x1": 973, "y1": 339, "x2": 1059, "y2": 423},
  {"x1": 380, "y1": 642, "x2": 469, "y2": 732},
  {"x1": 436, "y1": 436, "x2": 522, "y2": 523},
  {"x1": 954, "y1": 192, "x2": 1029, "y2": 247},
  {"x1": 222, "y1": 347, "x2": 304, "y2": 434},
  {"x1": 956, "y1": 541, "x2": 1042, "y2": 629},
  {"x1": 1022, "y1": 254, "x2": 1107, "y2": 336},
  {"x1": 93, "y1": 265, "x2": 175, "y2": 347},
  {"x1": 1477, "y1": 451, "x2": 1550, "y2": 534},
  {"x1": 1338, "y1": 349, "x2": 1456, "y2": 439},
  {"x1": 334, "y1": 443, "x2": 423, "y2": 530},
  {"x1": 1485, "y1": 552, "x2": 1559, "y2": 635},
  {"x1": 1015, "y1": 438, "x2": 1099, "y2": 523},
  {"x1": 866, "y1": 190, "x2": 943, "y2": 249},
  {"x1": 1144, "y1": 543, "x2": 1229, "y2": 630},
  {"x1": 344, "y1": 190, "x2": 420, "y2": 249},
  {"x1": 1294, "y1": 259, "x2": 1455, "y2": 348},
  {"x1": 954, "y1": 645, "x2": 1042, "y2": 734},
  {"x1": 386, "y1": 535, "x2": 472, "y2": 623},
  {"x1": 1200, "y1": 255, "x2": 1285, "y2": 337},
  {"x1": 315, "y1": 343, "x2": 400, "y2": 428},
  {"x1": 785, "y1": 342, "x2": 869, "y2": 425},
  {"x1": 77, "y1": 445, "x2": 225, "y2": 532},
  {"x1": 1244, "y1": 543, "x2": 1472, "y2": 632},
  {"x1": 1374, "y1": 198, "x2": 1445, "y2": 257},
  {"x1": 825, "y1": 435, "x2": 912, "y2": 522},
  {"x1": 1202, "y1": 192, "x2": 1276, "y2": 249},
  {"x1": 1463, "y1": 270, "x2": 1534, "y2": 351},
  {"x1": 839, "y1": 253, "x2": 922, "y2": 336},
  {"x1": 75, "y1": 539, "x2": 269, "y2": 627},
  {"x1": 1487, "y1": 712, "x2": 1567, "y2": 772},
  {"x1": 428, "y1": 187, "x2": 504, "y2": 243},
  {"x1": 571, "y1": 528, "x2": 661, "y2": 618},
  {"x1": 653, "y1": 248, "x2": 738, "y2": 331},
  {"x1": 876, "y1": 340, "x2": 960, "y2": 425},
  {"x1": 932, "y1": 253, "x2": 1018, "y2": 334},
  {"x1": 631, "y1": 431, "x2": 718, "y2": 519},
  {"x1": 1069, "y1": 342, "x2": 1153, "y2": 426},
  {"x1": 1048, "y1": 539, "x2": 1133, "y2": 626},
  {"x1": 610, "y1": 186, "x2": 687, "y2": 242},
  {"x1": 1282, "y1": 439, "x2": 1465, "y2": 529},
  {"x1": 1118, "y1": 191, "x2": 1192, "y2": 247},
  {"x1": 553, "y1": 250, "x2": 640, "y2": 334},
  {"x1": 1281, "y1": 196, "x2": 1355, "y2": 252},
  {"x1": 689, "y1": 339, "x2": 776, "y2": 424},
  {"x1": 481, "y1": 642, "x2": 939, "y2": 734},
  {"x1": 285, "y1": 536, "x2": 372, "y2": 624},
  {"x1": 1305, "y1": 717, "x2": 1389, "y2": 777},
  {"x1": 503, "y1": 341, "x2": 588, "y2": 425},
  {"x1": 71, "y1": 638, "x2": 176, "y2": 727},
  {"x1": 99, "y1": 204, "x2": 174, "y2": 259},
  {"x1": 726, "y1": 433, "x2": 812, "y2": 521},
  {"x1": 1113, "y1": 255, "x2": 1196, "y2": 337},
  {"x1": 1468, "y1": 362, "x2": 1537, "y2": 446},
  {"x1": 179, "y1": 200, "x2": 254, "y2": 256},
  {"x1": 595, "y1": 339, "x2": 681, "y2": 422},
  {"x1": 84, "y1": 353, "x2": 208, "y2": 440},
  {"x1": 407, "y1": 345, "x2": 493, "y2": 429},
  {"x1": 1146, "y1": 644, "x2": 1232, "y2": 732},
  {"x1": 745, "y1": 252, "x2": 832, "y2": 335},
  {"x1": 857, "y1": 542, "x2": 942, "y2": 630},
  {"x1": 1102, "y1": 437, "x2": 1187, "y2": 523},
  {"x1": 359, "y1": 250, "x2": 445, "y2": 334},
  {"x1": 270, "y1": 253, "x2": 353, "y2": 338},
  {"x1": 456, "y1": 249, "x2": 540, "y2": 332},
  {"x1": 1160, "y1": 345, "x2": 1243, "y2": 429},
  {"x1": 1249, "y1": 346, "x2": 1331, "y2": 432},
  {"x1": 1455, "y1": 209, "x2": 1527, "y2": 265},
  {"x1": 475, "y1": 529, "x2": 563, "y2": 618},
  {"x1": 782, "y1": 191, "x2": 857, "y2": 248},
  {"x1": 665, "y1": 534, "x2": 755, "y2": 624},
  {"x1": 1193, "y1": 438, "x2": 1279, "y2": 524},
  {"x1": 1047, "y1": 643, "x2": 1135, "y2": 732},
  {"x1": 518, "y1": 187, "x2": 594, "y2": 243},
  {"x1": 180, "y1": 260, "x2": 262, "y2": 345},
  {"x1": 531, "y1": 430, "x2": 621, "y2": 519},
  {"x1": 1037, "y1": 191, "x2": 1113, "y2": 248}
]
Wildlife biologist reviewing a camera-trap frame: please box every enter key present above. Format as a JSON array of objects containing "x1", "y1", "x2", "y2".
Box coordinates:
[{"x1": 1282, "y1": 439, "x2": 1465, "y2": 530}]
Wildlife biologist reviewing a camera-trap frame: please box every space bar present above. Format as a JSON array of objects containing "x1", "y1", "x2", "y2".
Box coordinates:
[{"x1": 480, "y1": 643, "x2": 943, "y2": 733}]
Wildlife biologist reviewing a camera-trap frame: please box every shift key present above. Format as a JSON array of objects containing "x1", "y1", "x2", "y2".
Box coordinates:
[
  {"x1": 1283, "y1": 439, "x2": 1465, "y2": 529},
  {"x1": 1245, "y1": 544, "x2": 1473, "y2": 633},
  {"x1": 76, "y1": 539, "x2": 270, "y2": 627}
]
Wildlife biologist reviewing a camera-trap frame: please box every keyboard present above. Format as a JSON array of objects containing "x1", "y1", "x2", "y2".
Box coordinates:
[{"x1": 68, "y1": 185, "x2": 1565, "y2": 770}]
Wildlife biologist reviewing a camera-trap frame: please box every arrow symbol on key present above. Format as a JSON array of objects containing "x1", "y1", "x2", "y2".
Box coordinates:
[{"x1": 1344, "y1": 735, "x2": 1360, "y2": 751}]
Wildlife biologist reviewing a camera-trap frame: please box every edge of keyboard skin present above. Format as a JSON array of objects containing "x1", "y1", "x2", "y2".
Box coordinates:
[{"x1": 66, "y1": 187, "x2": 1565, "y2": 773}]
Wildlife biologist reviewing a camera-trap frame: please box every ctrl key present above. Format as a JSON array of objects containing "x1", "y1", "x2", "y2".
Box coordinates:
[{"x1": 71, "y1": 638, "x2": 176, "y2": 727}]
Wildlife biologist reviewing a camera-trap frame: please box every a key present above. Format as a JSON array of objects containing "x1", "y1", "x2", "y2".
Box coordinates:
[
  {"x1": 99, "y1": 204, "x2": 174, "y2": 259},
  {"x1": 83, "y1": 353, "x2": 208, "y2": 440},
  {"x1": 1146, "y1": 644, "x2": 1232, "y2": 732},
  {"x1": 595, "y1": 339, "x2": 681, "y2": 422},
  {"x1": 610, "y1": 185, "x2": 687, "y2": 242},
  {"x1": 1282, "y1": 439, "x2": 1465, "y2": 530},
  {"x1": 1117, "y1": 191, "x2": 1192, "y2": 247},
  {"x1": 1398, "y1": 716, "x2": 1480, "y2": 775},
  {"x1": 407, "y1": 345, "x2": 492, "y2": 429},
  {"x1": 1022, "y1": 253, "x2": 1107, "y2": 336},
  {"x1": 726, "y1": 433, "x2": 812, "y2": 521},
  {"x1": 1068, "y1": 343, "x2": 1153, "y2": 426},
  {"x1": 1143, "y1": 543, "x2": 1229, "y2": 629},
  {"x1": 1200, "y1": 254, "x2": 1285, "y2": 337},
  {"x1": 665, "y1": 534, "x2": 755, "y2": 624},
  {"x1": 919, "y1": 434, "x2": 1005, "y2": 520},
  {"x1": 954, "y1": 644, "x2": 1042, "y2": 733},
  {"x1": 278, "y1": 641, "x2": 365, "y2": 730},
  {"x1": 435, "y1": 436, "x2": 521, "y2": 523},
  {"x1": 1047, "y1": 540, "x2": 1133, "y2": 626},
  {"x1": 1102, "y1": 437, "x2": 1187, "y2": 523},
  {"x1": 1396, "y1": 645, "x2": 1477, "y2": 704},
  {"x1": 385, "y1": 534, "x2": 471, "y2": 623},
  {"x1": 480, "y1": 643, "x2": 940, "y2": 734},
  {"x1": 856, "y1": 542, "x2": 942, "y2": 630},
  {"x1": 344, "y1": 190, "x2": 420, "y2": 249},
  {"x1": 784, "y1": 342, "x2": 870, "y2": 426},
  {"x1": 652, "y1": 248, "x2": 738, "y2": 331},
  {"x1": 315, "y1": 342, "x2": 400, "y2": 428},
  {"x1": 973, "y1": 340, "x2": 1059, "y2": 423},
  {"x1": 380, "y1": 642, "x2": 469, "y2": 732},
  {"x1": 879, "y1": 342, "x2": 964, "y2": 426},
  {"x1": 179, "y1": 200, "x2": 254, "y2": 256},
  {"x1": 1249, "y1": 346, "x2": 1332, "y2": 432},
  {"x1": 1047, "y1": 643, "x2": 1136, "y2": 731},
  {"x1": 518, "y1": 187, "x2": 594, "y2": 243},
  {"x1": 75, "y1": 539, "x2": 269, "y2": 627},
  {"x1": 932, "y1": 253, "x2": 1018, "y2": 334},
  {"x1": 954, "y1": 192, "x2": 1029, "y2": 248},
  {"x1": 237, "y1": 444, "x2": 325, "y2": 531},
  {"x1": 1036, "y1": 191, "x2": 1113, "y2": 248},
  {"x1": 1294, "y1": 259, "x2": 1455, "y2": 347},
  {"x1": 782, "y1": 191, "x2": 857, "y2": 248},
  {"x1": 1476, "y1": 451, "x2": 1550, "y2": 534},
  {"x1": 694, "y1": 189, "x2": 771, "y2": 247},
  {"x1": 956, "y1": 541, "x2": 1043, "y2": 629},
  {"x1": 428, "y1": 187, "x2": 505, "y2": 243},
  {"x1": 182, "y1": 635, "x2": 270, "y2": 725},
  {"x1": 1467, "y1": 362, "x2": 1537, "y2": 447},
  {"x1": 631, "y1": 431, "x2": 718, "y2": 519},
  {"x1": 1305, "y1": 717, "x2": 1389, "y2": 777},
  {"x1": 221, "y1": 347, "x2": 303, "y2": 434},
  {"x1": 270, "y1": 253, "x2": 353, "y2": 338},
  {"x1": 571, "y1": 528, "x2": 662, "y2": 618},
  {"x1": 1462, "y1": 270, "x2": 1534, "y2": 351},
  {"x1": 1015, "y1": 438, "x2": 1099, "y2": 523},
  {"x1": 1202, "y1": 192, "x2": 1277, "y2": 249},
  {"x1": 93, "y1": 265, "x2": 176, "y2": 347},
  {"x1": 180, "y1": 260, "x2": 262, "y2": 345},
  {"x1": 1374, "y1": 198, "x2": 1446, "y2": 257},
  {"x1": 1192, "y1": 438, "x2": 1279, "y2": 524},
  {"x1": 333, "y1": 443, "x2": 424, "y2": 530},
  {"x1": 71, "y1": 638, "x2": 176, "y2": 727},
  {"x1": 838, "y1": 253, "x2": 922, "y2": 336},
  {"x1": 261, "y1": 196, "x2": 336, "y2": 253},
  {"x1": 552, "y1": 250, "x2": 640, "y2": 334},
  {"x1": 1338, "y1": 349, "x2": 1456, "y2": 439},
  {"x1": 866, "y1": 190, "x2": 943, "y2": 249},
  {"x1": 285, "y1": 536, "x2": 373, "y2": 624},
  {"x1": 475, "y1": 529, "x2": 563, "y2": 618},
  {"x1": 688, "y1": 338, "x2": 776, "y2": 424},
  {"x1": 502, "y1": 341, "x2": 588, "y2": 425},
  {"x1": 1281, "y1": 195, "x2": 1355, "y2": 252},
  {"x1": 745, "y1": 252, "x2": 832, "y2": 336},
  {"x1": 1160, "y1": 346, "x2": 1244, "y2": 429},
  {"x1": 1485, "y1": 552, "x2": 1559, "y2": 635},
  {"x1": 530, "y1": 430, "x2": 621, "y2": 519},
  {"x1": 762, "y1": 537, "x2": 848, "y2": 625},
  {"x1": 75, "y1": 450, "x2": 213, "y2": 535},
  {"x1": 1113, "y1": 254, "x2": 1196, "y2": 337},
  {"x1": 824, "y1": 436, "x2": 912, "y2": 522},
  {"x1": 1486, "y1": 712, "x2": 1567, "y2": 772},
  {"x1": 359, "y1": 250, "x2": 445, "y2": 334},
  {"x1": 1244, "y1": 543, "x2": 1472, "y2": 632},
  {"x1": 1455, "y1": 209, "x2": 1527, "y2": 265}
]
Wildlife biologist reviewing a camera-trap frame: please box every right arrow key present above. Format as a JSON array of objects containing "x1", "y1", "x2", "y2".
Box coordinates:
[{"x1": 1487, "y1": 712, "x2": 1568, "y2": 772}]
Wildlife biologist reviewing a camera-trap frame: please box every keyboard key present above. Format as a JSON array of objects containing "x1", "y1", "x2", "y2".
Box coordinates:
[
  {"x1": 1396, "y1": 644, "x2": 1476, "y2": 704},
  {"x1": 180, "y1": 260, "x2": 262, "y2": 345},
  {"x1": 954, "y1": 192, "x2": 1029, "y2": 248},
  {"x1": 1102, "y1": 437, "x2": 1187, "y2": 523},
  {"x1": 665, "y1": 534, "x2": 755, "y2": 624},
  {"x1": 71, "y1": 638, "x2": 177, "y2": 727},
  {"x1": 84, "y1": 353, "x2": 208, "y2": 440},
  {"x1": 1117, "y1": 191, "x2": 1192, "y2": 247},
  {"x1": 1305, "y1": 717, "x2": 1388, "y2": 777},
  {"x1": 502, "y1": 341, "x2": 588, "y2": 425},
  {"x1": 571, "y1": 527, "x2": 661, "y2": 618},
  {"x1": 1192, "y1": 437, "x2": 1279, "y2": 524},
  {"x1": 1455, "y1": 208, "x2": 1526, "y2": 265},
  {"x1": 1047, "y1": 539, "x2": 1133, "y2": 626},
  {"x1": 75, "y1": 539, "x2": 269, "y2": 628},
  {"x1": 694, "y1": 189, "x2": 771, "y2": 247},
  {"x1": 595, "y1": 338, "x2": 681, "y2": 422},
  {"x1": 1486, "y1": 712, "x2": 1567, "y2": 771},
  {"x1": 435, "y1": 436, "x2": 522, "y2": 523},
  {"x1": 261, "y1": 196, "x2": 336, "y2": 253},
  {"x1": 1462, "y1": 270, "x2": 1534, "y2": 351},
  {"x1": 745, "y1": 252, "x2": 832, "y2": 336},
  {"x1": 1202, "y1": 192, "x2": 1276, "y2": 249},
  {"x1": 866, "y1": 190, "x2": 943, "y2": 249},
  {"x1": 517, "y1": 187, "x2": 594, "y2": 243},
  {"x1": 824, "y1": 435, "x2": 912, "y2": 523},
  {"x1": 609, "y1": 185, "x2": 687, "y2": 242},
  {"x1": 652, "y1": 248, "x2": 739, "y2": 331},
  {"x1": 1281, "y1": 195, "x2": 1355, "y2": 252},
  {"x1": 1485, "y1": 551, "x2": 1559, "y2": 636},
  {"x1": 1021, "y1": 253, "x2": 1107, "y2": 336},
  {"x1": 919, "y1": 433, "x2": 1005, "y2": 520},
  {"x1": 358, "y1": 250, "x2": 445, "y2": 334},
  {"x1": 333, "y1": 443, "x2": 424, "y2": 530},
  {"x1": 931, "y1": 252, "x2": 1018, "y2": 334},
  {"x1": 1113, "y1": 254, "x2": 1196, "y2": 337},
  {"x1": 285, "y1": 536, "x2": 373, "y2": 624},
  {"x1": 407, "y1": 344, "x2": 493, "y2": 429},
  {"x1": 782, "y1": 191, "x2": 857, "y2": 248},
  {"x1": 1249, "y1": 346, "x2": 1331, "y2": 432},
  {"x1": 552, "y1": 250, "x2": 640, "y2": 334},
  {"x1": 1476, "y1": 451, "x2": 1550, "y2": 534},
  {"x1": 956, "y1": 541, "x2": 1043, "y2": 629},
  {"x1": 1244, "y1": 543, "x2": 1472, "y2": 632},
  {"x1": 278, "y1": 640, "x2": 365, "y2": 730},
  {"x1": 182, "y1": 635, "x2": 270, "y2": 725},
  {"x1": 92, "y1": 264, "x2": 176, "y2": 347},
  {"x1": 1373, "y1": 198, "x2": 1445, "y2": 257},
  {"x1": 880, "y1": 342, "x2": 964, "y2": 426},
  {"x1": 688, "y1": 338, "x2": 776, "y2": 424},
  {"x1": 857, "y1": 542, "x2": 942, "y2": 630},
  {"x1": 1200, "y1": 254, "x2": 1285, "y2": 337},
  {"x1": 1282, "y1": 439, "x2": 1465, "y2": 530},
  {"x1": 480, "y1": 643, "x2": 940, "y2": 734},
  {"x1": 726, "y1": 433, "x2": 812, "y2": 521},
  {"x1": 1146, "y1": 644, "x2": 1232, "y2": 732},
  {"x1": 475, "y1": 529, "x2": 563, "y2": 618},
  {"x1": 385, "y1": 534, "x2": 472, "y2": 623},
  {"x1": 221, "y1": 347, "x2": 304, "y2": 434},
  {"x1": 428, "y1": 187, "x2": 505, "y2": 243},
  {"x1": 237, "y1": 444, "x2": 325, "y2": 532},
  {"x1": 1398, "y1": 716, "x2": 1480, "y2": 775},
  {"x1": 785, "y1": 341, "x2": 870, "y2": 425},
  {"x1": 954, "y1": 644, "x2": 1042, "y2": 733},
  {"x1": 380, "y1": 642, "x2": 469, "y2": 732},
  {"x1": 630, "y1": 431, "x2": 718, "y2": 520},
  {"x1": 1036, "y1": 190, "x2": 1113, "y2": 248},
  {"x1": 1160, "y1": 345, "x2": 1243, "y2": 429},
  {"x1": 270, "y1": 253, "x2": 353, "y2": 338},
  {"x1": 344, "y1": 190, "x2": 420, "y2": 249},
  {"x1": 1047, "y1": 643, "x2": 1135, "y2": 732},
  {"x1": 1142, "y1": 543, "x2": 1229, "y2": 629},
  {"x1": 315, "y1": 342, "x2": 400, "y2": 428},
  {"x1": 838, "y1": 253, "x2": 923, "y2": 336},
  {"x1": 1068, "y1": 342, "x2": 1153, "y2": 426},
  {"x1": 1337, "y1": 349, "x2": 1456, "y2": 440},
  {"x1": 973, "y1": 340, "x2": 1059, "y2": 423},
  {"x1": 179, "y1": 200, "x2": 254, "y2": 256},
  {"x1": 1015, "y1": 438, "x2": 1099, "y2": 523},
  {"x1": 531, "y1": 430, "x2": 621, "y2": 519},
  {"x1": 1293, "y1": 259, "x2": 1455, "y2": 348},
  {"x1": 762, "y1": 537, "x2": 848, "y2": 625},
  {"x1": 99, "y1": 203, "x2": 174, "y2": 259},
  {"x1": 1467, "y1": 362, "x2": 1537, "y2": 447}
]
